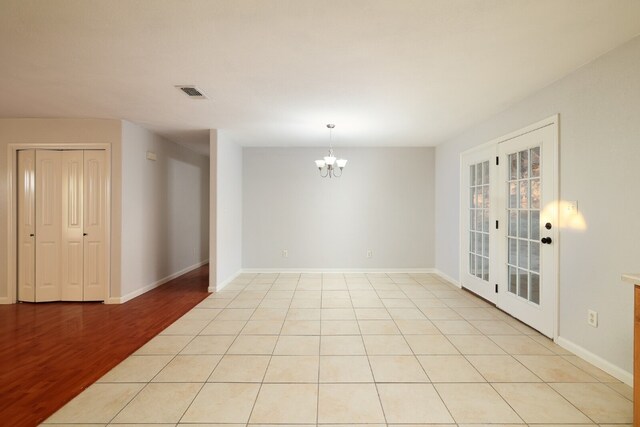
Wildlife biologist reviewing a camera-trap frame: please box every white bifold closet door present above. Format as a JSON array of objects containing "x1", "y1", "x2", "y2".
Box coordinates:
[{"x1": 17, "y1": 149, "x2": 108, "y2": 302}]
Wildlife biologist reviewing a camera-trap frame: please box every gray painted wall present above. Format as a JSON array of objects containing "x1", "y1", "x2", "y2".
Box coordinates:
[
  {"x1": 435, "y1": 36, "x2": 640, "y2": 375},
  {"x1": 121, "y1": 121, "x2": 209, "y2": 297},
  {"x1": 243, "y1": 147, "x2": 435, "y2": 269}
]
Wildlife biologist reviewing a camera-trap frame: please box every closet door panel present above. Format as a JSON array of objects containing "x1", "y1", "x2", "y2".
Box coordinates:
[
  {"x1": 83, "y1": 150, "x2": 107, "y2": 301},
  {"x1": 61, "y1": 151, "x2": 84, "y2": 301},
  {"x1": 18, "y1": 150, "x2": 36, "y2": 302},
  {"x1": 35, "y1": 150, "x2": 62, "y2": 302}
]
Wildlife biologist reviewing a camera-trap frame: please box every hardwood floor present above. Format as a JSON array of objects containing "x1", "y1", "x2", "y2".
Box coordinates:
[{"x1": 0, "y1": 264, "x2": 210, "y2": 427}]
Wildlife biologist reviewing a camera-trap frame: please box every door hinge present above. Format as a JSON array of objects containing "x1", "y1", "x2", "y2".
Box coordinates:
[
  {"x1": 495, "y1": 220, "x2": 499, "y2": 229},
  {"x1": 495, "y1": 284, "x2": 499, "y2": 293},
  {"x1": 496, "y1": 156, "x2": 499, "y2": 165}
]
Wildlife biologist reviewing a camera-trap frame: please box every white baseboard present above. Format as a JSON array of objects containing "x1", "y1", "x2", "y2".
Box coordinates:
[
  {"x1": 107, "y1": 259, "x2": 209, "y2": 304},
  {"x1": 240, "y1": 268, "x2": 437, "y2": 274},
  {"x1": 432, "y1": 269, "x2": 461, "y2": 287},
  {"x1": 555, "y1": 336, "x2": 633, "y2": 386},
  {"x1": 0, "y1": 297, "x2": 12, "y2": 305},
  {"x1": 209, "y1": 269, "x2": 243, "y2": 293}
]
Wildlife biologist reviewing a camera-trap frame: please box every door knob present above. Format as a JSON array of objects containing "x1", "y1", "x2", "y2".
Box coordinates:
[
  {"x1": 541, "y1": 237, "x2": 552, "y2": 244},
  {"x1": 83, "y1": 233, "x2": 88, "y2": 236},
  {"x1": 545, "y1": 223, "x2": 552, "y2": 230},
  {"x1": 29, "y1": 233, "x2": 34, "y2": 237}
]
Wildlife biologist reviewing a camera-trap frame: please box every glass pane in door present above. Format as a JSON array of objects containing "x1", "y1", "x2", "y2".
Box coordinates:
[
  {"x1": 469, "y1": 161, "x2": 490, "y2": 281},
  {"x1": 506, "y1": 147, "x2": 541, "y2": 304}
]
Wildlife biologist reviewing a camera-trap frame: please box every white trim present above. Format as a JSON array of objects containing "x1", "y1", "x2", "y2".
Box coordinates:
[
  {"x1": 240, "y1": 268, "x2": 437, "y2": 274},
  {"x1": 0, "y1": 297, "x2": 12, "y2": 305},
  {"x1": 211, "y1": 269, "x2": 243, "y2": 292},
  {"x1": 555, "y1": 336, "x2": 633, "y2": 386},
  {"x1": 432, "y1": 269, "x2": 461, "y2": 288},
  {"x1": 107, "y1": 259, "x2": 209, "y2": 304}
]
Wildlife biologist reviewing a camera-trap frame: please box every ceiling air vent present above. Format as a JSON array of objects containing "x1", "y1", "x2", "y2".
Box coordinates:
[{"x1": 176, "y1": 85, "x2": 207, "y2": 99}]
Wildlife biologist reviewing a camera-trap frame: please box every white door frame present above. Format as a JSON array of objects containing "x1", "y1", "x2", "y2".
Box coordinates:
[
  {"x1": 6, "y1": 143, "x2": 112, "y2": 304},
  {"x1": 459, "y1": 114, "x2": 559, "y2": 339}
]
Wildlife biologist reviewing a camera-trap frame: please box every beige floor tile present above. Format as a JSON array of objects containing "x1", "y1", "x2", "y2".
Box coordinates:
[
  {"x1": 351, "y1": 297, "x2": 384, "y2": 308},
  {"x1": 264, "y1": 355, "x2": 319, "y2": 382},
  {"x1": 377, "y1": 383, "x2": 454, "y2": 423},
  {"x1": 200, "y1": 320, "x2": 247, "y2": 335},
  {"x1": 387, "y1": 307, "x2": 427, "y2": 319},
  {"x1": 321, "y1": 320, "x2": 361, "y2": 335},
  {"x1": 489, "y1": 335, "x2": 555, "y2": 355},
  {"x1": 274, "y1": 335, "x2": 320, "y2": 355},
  {"x1": 135, "y1": 335, "x2": 193, "y2": 355},
  {"x1": 442, "y1": 297, "x2": 480, "y2": 308},
  {"x1": 322, "y1": 308, "x2": 357, "y2": 320},
  {"x1": 529, "y1": 335, "x2": 574, "y2": 354},
  {"x1": 382, "y1": 298, "x2": 416, "y2": 308},
  {"x1": 466, "y1": 355, "x2": 541, "y2": 382},
  {"x1": 421, "y1": 307, "x2": 462, "y2": 320},
  {"x1": 295, "y1": 291, "x2": 321, "y2": 298},
  {"x1": 363, "y1": 335, "x2": 412, "y2": 355},
  {"x1": 322, "y1": 297, "x2": 353, "y2": 308},
  {"x1": 98, "y1": 355, "x2": 172, "y2": 382},
  {"x1": 180, "y1": 335, "x2": 235, "y2": 354},
  {"x1": 112, "y1": 383, "x2": 202, "y2": 423},
  {"x1": 414, "y1": 299, "x2": 448, "y2": 309},
  {"x1": 265, "y1": 290, "x2": 294, "y2": 299},
  {"x1": 44, "y1": 383, "x2": 143, "y2": 424},
  {"x1": 217, "y1": 309, "x2": 255, "y2": 321},
  {"x1": 607, "y1": 381, "x2": 634, "y2": 400},
  {"x1": 395, "y1": 319, "x2": 439, "y2": 334},
  {"x1": 319, "y1": 355, "x2": 374, "y2": 382},
  {"x1": 405, "y1": 334, "x2": 459, "y2": 354},
  {"x1": 181, "y1": 307, "x2": 223, "y2": 319},
  {"x1": 290, "y1": 298, "x2": 322, "y2": 308},
  {"x1": 550, "y1": 382, "x2": 633, "y2": 423},
  {"x1": 196, "y1": 298, "x2": 229, "y2": 309},
  {"x1": 562, "y1": 355, "x2": 620, "y2": 382},
  {"x1": 515, "y1": 355, "x2": 597, "y2": 382},
  {"x1": 208, "y1": 355, "x2": 270, "y2": 382},
  {"x1": 369, "y1": 355, "x2": 429, "y2": 382},
  {"x1": 251, "y1": 308, "x2": 288, "y2": 321},
  {"x1": 453, "y1": 307, "x2": 499, "y2": 320},
  {"x1": 250, "y1": 383, "x2": 318, "y2": 423},
  {"x1": 358, "y1": 320, "x2": 401, "y2": 334},
  {"x1": 493, "y1": 383, "x2": 592, "y2": 424},
  {"x1": 259, "y1": 298, "x2": 292, "y2": 308},
  {"x1": 417, "y1": 355, "x2": 484, "y2": 382},
  {"x1": 447, "y1": 335, "x2": 506, "y2": 355},
  {"x1": 240, "y1": 320, "x2": 283, "y2": 335},
  {"x1": 227, "y1": 335, "x2": 278, "y2": 355},
  {"x1": 227, "y1": 298, "x2": 262, "y2": 309},
  {"x1": 377, "y1": 290, "x2": 406, "y2": 298},
  {"x1": 181, "y1": 383, "x2": 260, "y2": 423},
  {"x1": 318, "y1": 383, "x2": 385, "y2": 423},
  {"x1": 354, "y1": 308, "x2": 391, "y2": 320},
  {"x1": 152, "y1": 355, "x2": 221, "y2": 382},
  {"x1": 432, "y1": 320, "x2": 481, "y2": 335},
  {"x1": 435, "y1": 383, "x2": 522, "y2": 423},
  {"x1": 321, "y1": 335, "x2": 366, "y2": 355},
  {"x1": 287, "y1": 308, "x2": 321, "y2": 320},
  {"x1": 323, "y1": 290, "x2": 350, "y2": 299},
  {"x1": 469, "y1": 320, "x2": 521, "y2": 335},
  {"x1": 280, "y1": 320, "x2": 321, "y2": 335}
]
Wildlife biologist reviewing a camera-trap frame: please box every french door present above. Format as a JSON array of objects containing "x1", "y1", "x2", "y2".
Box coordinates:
[{"x1": 460, "y1": 120, "x2": 558, "y2": 337}]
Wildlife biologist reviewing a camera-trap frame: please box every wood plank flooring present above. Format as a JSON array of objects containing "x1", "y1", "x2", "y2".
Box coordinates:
[{"x1": 0, "y1": 264, "x2": 210, "y2": 427}]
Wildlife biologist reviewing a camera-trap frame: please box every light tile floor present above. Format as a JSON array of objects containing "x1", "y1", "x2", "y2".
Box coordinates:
[{"x1": 42, "y1": 272, "x2": 633, "y2": 426}]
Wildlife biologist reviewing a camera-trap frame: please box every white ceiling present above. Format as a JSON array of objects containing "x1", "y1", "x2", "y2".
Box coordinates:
[{"x1": 1, "y1": 0, "x2": 639, "y2": 155}]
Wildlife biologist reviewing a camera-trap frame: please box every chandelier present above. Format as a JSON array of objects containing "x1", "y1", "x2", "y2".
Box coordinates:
[{"x1": 315, "y1": 124, "x2": 347, "y2": 178}]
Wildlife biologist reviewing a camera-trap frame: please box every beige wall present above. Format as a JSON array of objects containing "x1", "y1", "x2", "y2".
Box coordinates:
[{"x1": 0, "y1": 118, "x2": 122, "y2": 301}]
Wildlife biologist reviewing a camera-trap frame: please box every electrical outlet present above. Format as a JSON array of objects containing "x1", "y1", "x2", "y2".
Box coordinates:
[
  {"x1": 588, "y1": 310, "x2": 598, "y2": 328},
  {"x1": 282, "y1": 249, "x2": 288, "y2": 258},
  {"x1": 366, "y1": 249, "x2": 373, "y2": 258},
  {"x1": 566, "y1": 200, "x2": 578, "y2": 215}
]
